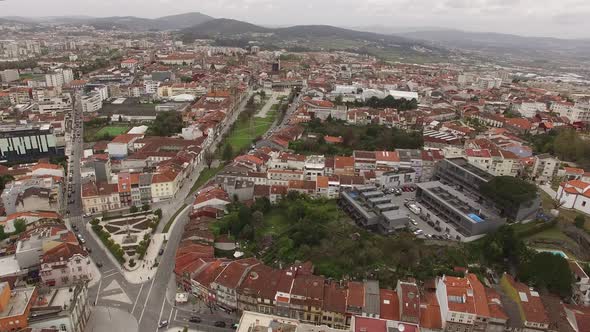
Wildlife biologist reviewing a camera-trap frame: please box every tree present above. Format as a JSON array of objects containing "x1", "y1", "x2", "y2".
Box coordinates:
[
  {"x1": 142, "y1": 203, "x2": 150, "y2": 212},
  {"x1": 130, "y1": 205, "x2": 139, "y2": 213},
  {"x1": 334, "y1": 95, "x2": 343, "y2": 106},
  {"x1": 575, "y1": 214, "x2": 586, "y2": 229},
  {"x1": 518, "y1": 251, "x2": 573, "y2": 298},
  {"x1": 480, "y1": 176, "x2": 538, "y2": 217},
  {"x1": 222, "y1": 144, "x2": 234, "y2": 161},
  {"x1": 147, "y1": 112, "x2": 184, "y2": 137},
  {"x1": 204, "y1": 150, "x2": 215, "y2": 169},
  {"x1": 0, "y1": 174, "x2": 15, "y2": 192},
  {"x1": 13, "y1": 219, "x2": 27, "y2": 234},
  {"x1": 0, "y1": 226, "x2": 7, "y2": 241},
  {"x1": 155, "y1": 208, "x2": 163, "y2": 218}
]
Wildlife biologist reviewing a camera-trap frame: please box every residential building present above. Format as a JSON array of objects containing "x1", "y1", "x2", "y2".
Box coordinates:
[
  {"x1": 339, "y1": 186, "x2": 410, "y2": 234},
  {"x1": 40, "y1": 243, "x2": 92, "y2": 287},
  {"x1": 555, "y1": 180, "x2": 590, "y2": 215},
  {"x1": 435, "y1": 273, "x2": 508, "y2": 332},
  {"x1": 531, "y1": 153, "x2": 560, "y2": 183},
  {"x1": 564, "y1": 304, "x2": 590, "y2": 332},
  {"x1": 0, "y1": 282, "x2": 37, "y2": 332},
  {"x1": 500, "y1": 273, "x2": 549, "y2": 331},
  {"x1": 1, "y1": 176, "x2": 63, "y2": 215},
  {"x1": 80, "y1": 93, "x2": 102, "y2": 113},
  {"x1": 28, "y1": 284, "x2": 91, "y2": 332},
  {"x1": 0, "y1": 69, "x2": 20, "y2": 82},
  {"x1": 81, "y1": 181, "x2": 121, "y2": 214},
  {"x1": 568, "y1": 260, "x2": 590, "y2": 306},
  {"x1": 416, "y1": 181, "x2": 505, "y2": 238}
]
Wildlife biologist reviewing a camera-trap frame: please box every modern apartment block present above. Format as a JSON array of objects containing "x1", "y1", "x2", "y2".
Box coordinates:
[{"x1": 416, "y1": 181, "x2": 505, "y2": 237}]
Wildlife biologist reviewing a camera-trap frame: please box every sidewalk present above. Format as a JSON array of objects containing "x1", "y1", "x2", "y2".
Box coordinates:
[
  {"x1": 539, "y1": 184, "x2": 557, "y2": 199},
  {"x1": 123, "y1": 233, "x2": 165, "y2": 283},
  {"x1": 85, "y1": 222, "x2": 164, "y2": 284}
]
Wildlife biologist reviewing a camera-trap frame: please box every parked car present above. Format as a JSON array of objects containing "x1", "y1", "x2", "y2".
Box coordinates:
[
  {"x1": 189, "y1": 316, "x2": 202, "y2": 323},
  {"x1": 214, "y1": 321, "x2": 226, "y2": 328},
  {"x1": 96, "y1": 262, "x2": 103, "y2": 268},
  {"x1": 158, "y1": 320, "x2": 169, "y2": 328},
  {"x1": 158, "y1": 248, "x2": 164, "y2": 255}
]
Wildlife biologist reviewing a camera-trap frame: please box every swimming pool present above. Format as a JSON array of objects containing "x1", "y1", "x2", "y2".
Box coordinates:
[{"x1": 534, "y1": 248, "x2": 568, "y2": 259}]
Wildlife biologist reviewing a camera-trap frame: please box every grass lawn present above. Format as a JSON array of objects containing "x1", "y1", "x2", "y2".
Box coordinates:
[
  {"x1": 163, "y1": 203, "x2": 187, "y2": 233},
  {"x1": 188, "y1": 165, "x2": 223, "y2": 196},
  {"x1": 525, "y1": 226, "x2": 577, "y2": 244},
  {"x1": 84, "y1": 124, "x2": 130, "y2": 142},
  {"x1": 540, "y1": 191, "x2": 590, "y2": 227},
  {"x1": 96, "y1": 125, "x2": 130, "y2": 137},
  {"x1": 220, "y1": 110, "x2": 277, "y2": 158}
]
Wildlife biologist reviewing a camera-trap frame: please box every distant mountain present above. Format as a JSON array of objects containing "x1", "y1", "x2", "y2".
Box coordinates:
[
  {"x1": 181, "y1": 18, "x2": 271, "y2": 36},
  {"x1": 395, "y1": 29, "x2": 590, "y2": 61},
  {"x1": 181, "y1": 18, "x2": 443, "y2": 58},
  {"x1": 152, "y1": 12, "x2": 213, "y2": 30},
  {"x1": 1, "y1": 12, "x2": 214, "y2": 31}
]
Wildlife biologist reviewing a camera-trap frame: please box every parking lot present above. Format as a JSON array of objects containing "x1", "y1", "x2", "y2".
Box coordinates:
[{"x1": 387, "y1": 185, "x2": 465, "y2": 242}]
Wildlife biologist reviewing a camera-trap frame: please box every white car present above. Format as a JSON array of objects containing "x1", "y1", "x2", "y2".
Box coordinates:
[
  {"x1": 158, "y1": 320, "x2": 169, "y2": 328},
  {"x1": 413, "y1": 229, "x2": 423, "y2": 235}
]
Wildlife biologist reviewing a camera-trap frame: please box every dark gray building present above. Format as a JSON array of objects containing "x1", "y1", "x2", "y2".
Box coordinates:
[
  {"x1": 434, "y1": 157, "x2": 494, "y2": 200},
  {"x1": 434, "y1": 157, "x2": 540, "y2": 222},
  {"x1": 339, "y1": 185, "x2": 410, "y2": 234},
  {"x1": 416, "y1": 181, "x2": 505, "y2": 237},
  {"x1": 0, "y1": 124, "x2": 63, "y2": 163}
]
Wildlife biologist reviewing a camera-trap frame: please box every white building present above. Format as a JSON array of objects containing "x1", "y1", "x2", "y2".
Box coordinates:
[
  {"x1": 556, "y1": 180, "x2": 590, "y2": 215},
  {"x1": 144, "y1": 80, "x2": 160, "y2": 94},
  {"x1": 552, "y1": 102, "x2": 590, "y2": 123},
  {"x1": 476, "y1": 77, "x2": 502, "y2": 89},
  {"x1": 81, "y1": 93, "x2": 103, "y2": 113},
  {"x1": 45, "y1": 68, "x2": 73, "y2": 88},
  {"x1": 388, "y1": 90, "x2": 419, "y2": 101},
  {"x1": 0, "y1": 69, "x2": 20, "y2": 82},
  {"x1": 513, "y1": 102, "x2": 546, "y2": 118},
  {"x1": 531, "y1": 153, "x2": 560, "y2": 183},
  {"x1": 40, "y1": 243, "x2": 92, "y2": 287}
]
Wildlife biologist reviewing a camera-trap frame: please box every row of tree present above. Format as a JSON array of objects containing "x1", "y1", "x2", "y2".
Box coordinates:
[{"x1": 339, "y1": 95, "x2": 418, "y2": 111}]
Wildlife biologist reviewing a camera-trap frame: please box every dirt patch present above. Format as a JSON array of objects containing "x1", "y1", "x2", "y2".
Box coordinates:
[
  {"x1": 104, "y1": 225, "x2": 120, "y2": 234},
  {"x1": 133, "y1": 220, "x2": 152, "y2": 230},
  {"x1": 109, "y1": 217, "x2": 145, "y2": 227}
]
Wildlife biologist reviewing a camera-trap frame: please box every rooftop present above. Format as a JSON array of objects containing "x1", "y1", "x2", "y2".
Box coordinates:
[{"x1": 0, "y1": 283, "x2": 36, "y2": 319}]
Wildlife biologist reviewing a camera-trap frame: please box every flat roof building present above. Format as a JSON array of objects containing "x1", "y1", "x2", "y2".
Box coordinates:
[
  {"x1": 416, "y1": 181, "x2": 505, "y2": 237},
  {"x1": 340, "y1": 187, "x2": 410, "y2": 234}
]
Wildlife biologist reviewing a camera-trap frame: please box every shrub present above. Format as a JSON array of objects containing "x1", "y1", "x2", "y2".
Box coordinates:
[
  {"x1": 129, "y1": 259, "x2": 136, "y2": 267},
  {"x1": 575, "y1": 214, "x2": 586, "y2": 229},
  {"x1": 130, "y1": 206, "x2": 139, "y2": 213}
]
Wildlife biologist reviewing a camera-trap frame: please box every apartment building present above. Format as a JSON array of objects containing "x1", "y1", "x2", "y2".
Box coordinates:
[
  {"x1": 436, "y1": 273, "x2": 508, "y2": 332},
  {"x1": 81, "y1": 181, "x2": 121, "y2": 214},
  {"x1": 0, "y1": 283, "x2": 37, "y2": 331},
  {"x1": 531, "y1": 153, "x2": 560, "y2": 183},
  {"x1": 500, "y1": 273, "x2": 549, "y2": 331},
  {"x1": 40, "y1": 243, "x2": 92, "y2": 287}
]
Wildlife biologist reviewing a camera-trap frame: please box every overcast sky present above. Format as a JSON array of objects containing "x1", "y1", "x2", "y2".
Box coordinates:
[{"x1": 1, "y1": 0, "x2": 589, "y2": 38}]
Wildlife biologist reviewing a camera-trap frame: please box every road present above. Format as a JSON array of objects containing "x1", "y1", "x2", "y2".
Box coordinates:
[
  {"x1": 66, "y1": 88, "x2": 255, "y2": 331},
  {"x1": 135, "y1": 89, "x2": 255, "y2": 332}
]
